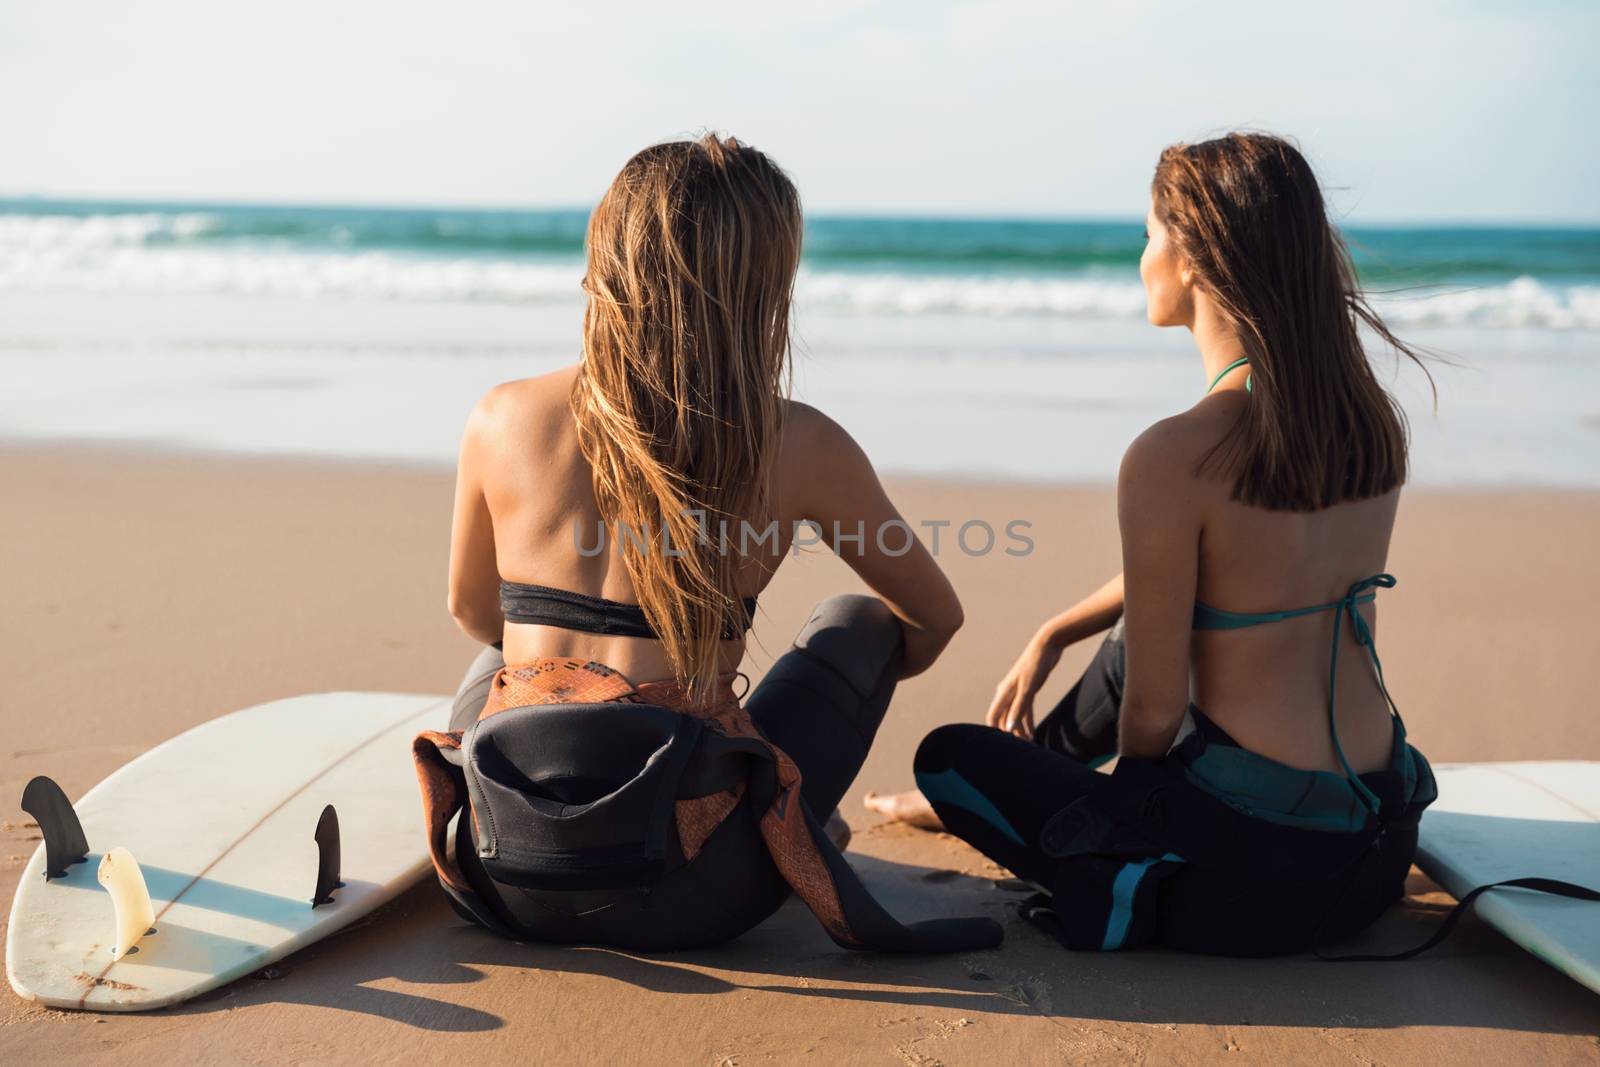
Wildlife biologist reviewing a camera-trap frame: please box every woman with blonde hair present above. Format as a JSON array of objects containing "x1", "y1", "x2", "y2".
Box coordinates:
[{"x1": 412, "y1": 134, "x2": 999, "y2": 953}]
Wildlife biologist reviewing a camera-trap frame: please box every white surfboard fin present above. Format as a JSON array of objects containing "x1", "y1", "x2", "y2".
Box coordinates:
[
  {"x1": 20, "y1": 775, "x2": 90, "y2": 879},
  {"x1": 98, "y1": 847, "x2": 156, "y2": 959},
  {"x1": 311, "y1": 804, "x2": 344, "y2": 908}
]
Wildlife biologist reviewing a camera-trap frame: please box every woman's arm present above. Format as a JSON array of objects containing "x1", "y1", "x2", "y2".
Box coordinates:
[
  {"x1": 985, "y1": 571, "x2": 1123, "y2": 737},
  {"x1": 447, "y1": 391, "x2": 506, "y2": 647},
  {"x1": 788, "y1": 404, "x2": 963, "y2": 678},
  {"x1": 1115, "y1": 420, "x2": 1202, "y2": 758},
  {"x1": 1034, "y1": 572, "x2": 1124, "y2": 652}
]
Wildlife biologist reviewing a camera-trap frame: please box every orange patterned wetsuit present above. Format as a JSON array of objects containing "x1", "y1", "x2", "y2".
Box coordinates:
[
  {"x1": 412, "y1": 593, "x2": 1003, "y2": 954},
  {"x1": 415, "y1": 657, "x2": 854, "y2": 941}
]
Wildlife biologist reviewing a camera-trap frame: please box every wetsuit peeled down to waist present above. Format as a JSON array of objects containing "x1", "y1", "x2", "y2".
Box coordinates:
[
  {"x1": 916, "y1": 575, "x2": 1438, "y2": 956},
  {"x1": 414, "y1": 591, "x2": 1001, "y2": 954},
  {"x1": 917, "y1": 573, "x2": 1599, "y2": 957}
]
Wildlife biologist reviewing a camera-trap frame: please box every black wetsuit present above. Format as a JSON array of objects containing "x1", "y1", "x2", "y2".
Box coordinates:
[
  {"x1": 440, "y1": 593, "x2": 998, "y2": 952},
  {"x1": 915, "y1": 582, "x2": 1439, "y2": 956}
]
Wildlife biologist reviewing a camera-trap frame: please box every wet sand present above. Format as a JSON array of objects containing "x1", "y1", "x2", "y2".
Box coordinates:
[{"x1": 3, "y1": 443, "x2": 1598, "y2": 1064}]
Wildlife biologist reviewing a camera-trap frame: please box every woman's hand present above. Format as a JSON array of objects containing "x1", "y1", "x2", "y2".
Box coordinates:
[
  {"x1": 983, "y1": 573, "x2": 1126, "y2": 739},
  {"x1": 985, "y1": 634, "x2": 1064, "y2": 739}
]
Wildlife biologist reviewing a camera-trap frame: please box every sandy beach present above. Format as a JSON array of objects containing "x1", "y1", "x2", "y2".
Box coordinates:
[
  {"x1": 3, "y1": 442, "x2": 1597, "y2": 1065},
  {"x1": 6, "y1": 1, "x2": 1597, "y2": 1060}
]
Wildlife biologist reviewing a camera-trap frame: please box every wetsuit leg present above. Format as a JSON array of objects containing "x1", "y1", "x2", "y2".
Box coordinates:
[
  {"x1": 914, "y1": 724, "x2": 1103, "y2": 884},
  {"x1": 469, "y1": 595, "x2": 907, "y2": 951},
  {"x1": 449, "y1": 642, "x2": 504, "y2": 732},
  {"x1": 1031, "y1": 618, "x2": 1126, "y2": 762},
  {"x1": 745, "y1": 594, "x2": 906, "y2": 817}
]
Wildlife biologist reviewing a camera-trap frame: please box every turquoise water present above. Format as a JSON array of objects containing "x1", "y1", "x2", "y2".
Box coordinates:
[
  {"x1": 2, "y1": 198, "x2": 1597, "y2": 327},
  {"x1": 2, "y1": 198, "x2": 1596, "y2": 485}
]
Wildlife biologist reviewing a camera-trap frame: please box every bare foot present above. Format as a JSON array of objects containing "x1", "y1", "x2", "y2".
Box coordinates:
[{"x1": 863, "y1": 788, "x2": 945, "y2": 831}]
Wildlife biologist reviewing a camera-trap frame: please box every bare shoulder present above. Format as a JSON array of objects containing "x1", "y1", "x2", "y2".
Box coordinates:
[
  {"x1": 1122, "y1": 410, "x2": 1208, "y2": 486},
  {"x1": 779, "y1": 399, "x2": 854, "y2": 455},
  {"x1": 1119, "y1": 396, "x2": 1247, "y2": 519},
  {"x1": 775, "y1": 400, "x2": 882, "y2": 515},
  {"x1": 466, "y1": 365, "x2": 580, "y2": 448},
  {"x1": 780, "y1": 399, "x2": 879, "y2": 472}
]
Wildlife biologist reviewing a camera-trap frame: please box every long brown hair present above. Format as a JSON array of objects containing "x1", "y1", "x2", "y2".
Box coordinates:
[
  {"x1": 1153, "y1": 132, "x2": 1429, "y2": 510},
  {"x1": 571, "y1": 133, "x2": 801, "y2": 702}
]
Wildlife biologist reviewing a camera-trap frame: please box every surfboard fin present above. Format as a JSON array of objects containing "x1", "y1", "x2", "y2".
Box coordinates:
[
  {"x1": 311, "y1": 804, "x2": 344, "y2": 908},
  {"x1": 98, "y1": 847, "x2": 156, "y2": 960},
  {"x1": 20, "y1": 775, "x2": 89, "y2": 879}
]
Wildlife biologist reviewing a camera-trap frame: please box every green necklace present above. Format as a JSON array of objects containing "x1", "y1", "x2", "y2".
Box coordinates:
[{"x1": 1207, "y1": 356, "x2": 1252, "y2": 395}]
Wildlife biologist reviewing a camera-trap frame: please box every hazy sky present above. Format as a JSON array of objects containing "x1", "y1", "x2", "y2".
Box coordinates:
[{"x1": 2, "y1": 1, "x2": 1595, "y2": 223}]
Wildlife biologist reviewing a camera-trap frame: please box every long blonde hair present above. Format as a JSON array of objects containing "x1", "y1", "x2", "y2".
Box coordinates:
[{"x1": 571, "y1": 134, "x2": 801, "y2": 703}]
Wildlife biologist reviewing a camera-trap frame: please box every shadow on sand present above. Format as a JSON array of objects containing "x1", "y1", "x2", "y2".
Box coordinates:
[{"x1": 152, "y1": 848, "x2": 1600, "y2": 1039}]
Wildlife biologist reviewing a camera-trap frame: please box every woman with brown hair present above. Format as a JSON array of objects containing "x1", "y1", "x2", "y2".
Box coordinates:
[
  {"x1": 412, "y1": 134, "x2": 999, "y2": 954},
  {"x1": 871, "y1": 132, "x2": 1440, "y2": 956}
]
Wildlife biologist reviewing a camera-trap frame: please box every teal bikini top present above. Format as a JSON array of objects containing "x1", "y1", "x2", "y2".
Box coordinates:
[
  {"x1": 1193, "y1": 357, "x2": 1396, "y2": 813},
  {"x1": 1207, "y1": 355, "x2": 1253, "y2": 395},
  {"x1": 1194, "y1": 573, "x2": 1399, "y2": 815}
]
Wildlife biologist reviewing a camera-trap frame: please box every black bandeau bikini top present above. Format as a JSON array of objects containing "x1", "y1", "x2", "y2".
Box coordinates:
[{"x1": 500, "y1": 580, "x2": 758, "y2": 641}]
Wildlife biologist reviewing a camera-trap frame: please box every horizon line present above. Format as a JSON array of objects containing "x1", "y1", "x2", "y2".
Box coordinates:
[{"x1": 2, "y1": 191, "x2": 1598, "y2": 232}]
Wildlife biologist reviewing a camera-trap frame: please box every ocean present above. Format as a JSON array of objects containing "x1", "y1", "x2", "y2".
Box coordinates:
[
  {"x1": 5, "y1": 200, "x2": 1599, "y2": 325},
  {"x1": 2, "y1": 199, "x2": 1597, "y2": 485}
]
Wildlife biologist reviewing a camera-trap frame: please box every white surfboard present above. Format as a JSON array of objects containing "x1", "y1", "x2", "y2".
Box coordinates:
[
  {"x1": 6, "y1": 691, "x2": 450, "y2": 1011},
  {"x1": 1415, "y1": 761, "x2": 1600, "y2": 995}
]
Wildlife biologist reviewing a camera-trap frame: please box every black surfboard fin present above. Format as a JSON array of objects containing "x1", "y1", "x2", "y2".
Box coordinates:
[
  {"x1": 311, "y1": 804, "x2": 345, "y2": 907},
  {"x1": 20, "y1": 776, "x2": 89, "y2": 879}
]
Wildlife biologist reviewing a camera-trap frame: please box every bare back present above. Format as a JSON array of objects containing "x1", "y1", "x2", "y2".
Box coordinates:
[
  {"x1": 1182, "y1": 392, "x2": 1400, "y2": 775},
  {"x1": 448, "y1": 364, "x2": 964, "y2": 684}
]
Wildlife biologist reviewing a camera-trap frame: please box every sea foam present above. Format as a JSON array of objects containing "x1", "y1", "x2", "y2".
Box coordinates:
[{"x1": 2, "y1": 209, "x2": 1598, "y2": 331}]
